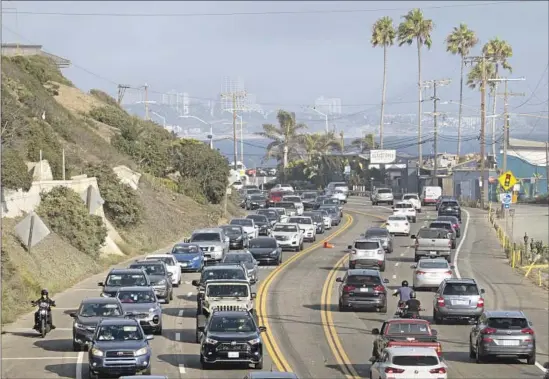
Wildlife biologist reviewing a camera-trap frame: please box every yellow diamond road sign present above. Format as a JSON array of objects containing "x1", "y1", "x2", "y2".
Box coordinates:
[{"x1": 498, "y1": 171, "x2": 517, "y2": 191}]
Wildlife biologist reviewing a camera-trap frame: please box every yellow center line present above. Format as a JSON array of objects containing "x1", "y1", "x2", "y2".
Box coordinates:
[{"x1": 256, "y1": 214, "x2": 355, "y2": 372}]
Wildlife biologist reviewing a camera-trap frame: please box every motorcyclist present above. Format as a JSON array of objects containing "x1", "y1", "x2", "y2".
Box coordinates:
[
  {"x1": 392, "y1": 280, "x2": 413, "y2": 309},
  {"x1": 33, "y1": 289, "x2": 56, "y2": 330},
  {"x1": 402, "y1": 291, "x2": 422, "y2": 318}
]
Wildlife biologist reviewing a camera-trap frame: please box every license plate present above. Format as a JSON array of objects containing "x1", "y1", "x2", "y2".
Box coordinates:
[
  {"x1": 359, "y1": 288, "x2": 369, "y2": 292},
  {"x1": 180, "y1": 263, "x2": 188, "y2": 267},
  {"x1": 453, "y1": 300, "x2": 469, "y2": 305},
  {"x1": 228, "y1": 352, "x2": 239, "y2": 358},
  {"x1": 429, "y1": 251, "x2": 437, "y2": 255},
  {"x1": 498, "y1": 340, "x2": 519, "y2": 346}
]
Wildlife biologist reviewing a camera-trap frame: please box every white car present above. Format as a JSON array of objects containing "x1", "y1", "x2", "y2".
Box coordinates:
[
  {"x1": 402, "y1": 193, "x2": 422, "y2": 213},
  {"x1": 318, "y1": 210, "x2": 332, "y2": 229},
  {"x1": 385, "y1": 215, "x2": 410, "y2": 236},
  {"x1": 271, "y1": 207, "x2": 289, "y2": 223},
  {"x1": 230, "y1": 218, "x2": 258, "y2": 239},
  {"x1": 271, "y1": 223, "x2": 304, "y2": 251},
  {"x1": 369, "y1": 347, "x2": 448, "y2": 379},
  {"x1": 145, "y1": 254, "x2": 182, "y2": 286},
  {"x1": 272, "y1": 184, "x2": 294, "y2": 193},
  {"x1": 392, "y1": 201, "x2": 417, "y2": 223},
  {"x1": 232, "y1": 181, "x2": 243, "y2": 190},
  {"x1": 288, "y1": 216, "x2": 316, "y2": 242},
  {"x1": 282, "y1": 195, "x2": 304, "y2": 215},
  {"x1": 328, "y1": 189, "x2": 347, "y2": 204}
]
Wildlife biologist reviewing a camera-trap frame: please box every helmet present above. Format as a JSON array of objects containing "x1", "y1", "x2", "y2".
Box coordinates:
[
  {"x1": 41, "y1": 289, "x2": 49, "y2": 296},
  {"x1": 401, "y1": 280, "x2": 409, "y2": 287},
  {"x1": 410, "y1": 291, "x2": 416, "y2": 299}
]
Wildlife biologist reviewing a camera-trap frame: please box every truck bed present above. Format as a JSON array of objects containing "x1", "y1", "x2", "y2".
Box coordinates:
[
  {"x1": 415, "y1": 238, "x2": 451, "y2": 258},
  {"x1": 385, "y1": 335, "x2": 442, "y2": 356}
]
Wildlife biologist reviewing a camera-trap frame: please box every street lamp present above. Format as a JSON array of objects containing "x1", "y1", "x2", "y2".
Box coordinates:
[
  {"x1": 179, "y1": 115, "x2": 213, "y2": 149},
  {"x1": 309, "y1": 107, "x2": 329, "y2": 133}
]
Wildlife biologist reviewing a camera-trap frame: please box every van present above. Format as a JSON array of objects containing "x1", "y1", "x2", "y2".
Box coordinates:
[
  {"x1": 421, "y1": 186, "x2": 442, "y2": 206},
  {"x1": 327, "y1": 182, "x2": 349, "y2": 194}
]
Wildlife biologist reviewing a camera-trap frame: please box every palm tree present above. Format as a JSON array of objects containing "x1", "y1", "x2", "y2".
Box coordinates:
[
  {"x1": 397, "y1": 9, "x2": 434, "y2": 167},
  {"x1": 371, "y1": 16, "x2": 396, "y2": 149},
  {"x1": 297, "y1": 132, "x2": 341, "y2": 160},
  {"x1": 256, "y1": 110, "x2": 307, "y2": 168},
  {"x1": 445, "y1": 23, "x2": 479, "y2": 157},
  {"x1": 350, "y1": 133, "x2": 376, "y2": 152},
  {"x1": 483, "y1": 38, "x2": 513, "y2": 158}
]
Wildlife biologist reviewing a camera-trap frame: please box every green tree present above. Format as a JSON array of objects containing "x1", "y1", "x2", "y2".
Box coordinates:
[
  {"x1": 371, "y1": 16, "x2": 396, "y2": 149},
  {"x1": 350, "y1": 133, "x2": 376, "y2": 152},
  {"x1": 1, "y1": 149, "x2": 33, "y2": 191},
  {"x1": 397, "y1": 9, "x2": 434, "y2": 166},
  {"x1": 445, "y1": 23, "x2": 479, "y2": 157},
  {"x1": 297, "y1": 132, "x2": 341, "y2": 161}
]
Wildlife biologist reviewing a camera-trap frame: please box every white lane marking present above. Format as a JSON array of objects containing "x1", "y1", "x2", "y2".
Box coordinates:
[
  {"x1": 175, "y1": 332, "x2": 181, "y2": 341},
  {"x1": 392, "y1": 274, "x2": 397, "y2": 279},
  {"x1": 179, "y1": 364, "x2": 186, "y2": 374},
  {"x1": 186, "y1": 292, "x2": 193, "y2": 298},
  {"x1": 400, "y1": 253, "x2": 404, "y2": 257},
  {"x1": 76, "y1": 352, "x2": 83, "y2": 379},
  {"x1": 2, "y1": 357, "x2": 80, "y2": 360},
  {"x1": 184, "y1": 281, "x2": 192, "y2": 285},
  {"x1": 395, "y1": 262, "x2": 400, "y2": 267},
  {"x1": 178, "y1": 309, "x2": 184, "y2": 317}
]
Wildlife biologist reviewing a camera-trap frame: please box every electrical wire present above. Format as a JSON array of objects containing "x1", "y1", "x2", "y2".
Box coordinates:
[{"x1": 511, "y1": 63, "x2": 549, "y2": 111}]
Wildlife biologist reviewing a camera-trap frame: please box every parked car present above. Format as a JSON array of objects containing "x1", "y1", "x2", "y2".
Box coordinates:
[
  {"x1": 433, "y1": 278, "x2": 485, "y2": 324},
  {"x1": 336, "y1": 268, "x2": 389, "y2": 312}
]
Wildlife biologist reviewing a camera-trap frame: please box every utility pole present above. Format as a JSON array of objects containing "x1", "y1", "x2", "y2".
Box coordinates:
[
  {"x1": 546, "y1": 141, "x2": 549, "y2": 195},
  {"x1": 117, "y1": 84, "x2": 131, "y2": 105},
  {"x1": 144, "y1": 83, "x2": 149, "y2": 121},
  {"x1": 221, "y1": 90, "x2": 247, "y2": 171}
]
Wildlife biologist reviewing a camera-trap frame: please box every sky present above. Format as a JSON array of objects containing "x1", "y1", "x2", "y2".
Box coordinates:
[{"x1": 1, "y1": 1, "x2": 548, "y2": 117}]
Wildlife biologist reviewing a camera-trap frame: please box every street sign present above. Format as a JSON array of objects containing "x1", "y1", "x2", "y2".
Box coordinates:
[
  {"x1": 501, "y1": 193, "x2": 512, "y2": 205},
  {"x1": 498, "y1": 171, "x2": 517, "y2": 191}
]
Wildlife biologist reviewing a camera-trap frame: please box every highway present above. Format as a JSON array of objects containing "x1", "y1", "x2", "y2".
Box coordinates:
[{"x1": 1, "y1": 197, "x2": 547, "y2": 378}]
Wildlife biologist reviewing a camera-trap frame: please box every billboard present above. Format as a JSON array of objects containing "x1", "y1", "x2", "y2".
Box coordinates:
[{"x1": 370, "y1": 149, "x2": 396, "y2": 164}]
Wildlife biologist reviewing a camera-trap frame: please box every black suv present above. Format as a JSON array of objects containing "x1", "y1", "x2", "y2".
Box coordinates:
[
  {"x1": 336, "y1": 269, "x2": 390, "y2": 313},
  {"x1": 221, "y1": 225, "x2": 248, "y2": 250},
  {"x1": 438, "y1": 200, "x2": 462, "y2": 221},
  {"x1": 198, "y1": 310, "x2": 266, "y2": 369},
  {"x1": 246, "y1": 214, "x2": 272, "y2": 236},
  {"x1": 98, "y1": 269, "x2": 151, "y2": 298}
]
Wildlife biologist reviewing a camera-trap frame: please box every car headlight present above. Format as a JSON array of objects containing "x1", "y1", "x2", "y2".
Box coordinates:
[
  {"x1": 248, "y1": 337, "x2": 261, "y2": 345},
  {"x1": 134, "y1": 347, "x2": 148, "y2": 356},
  {"x1": 270, "y1": 250, "x2": 278, "y2": 256},
  {"x1": 157, "y1": 279, "x2": 167, "y2": 286},
  {"x1": 74, "y1": 322, "x2": 86, "y2": 329},
  {"x1": 377, "y1": 249, "x2": 384, "y2": 254},
  {"x1": 192, "y1": 255, "x2": 199, "y2": 261},
  {"x1": 91, "y1": 348, "x2": 104, "y2": 357},
  {"x1": 101, "y1": 292, "x2": 110, "y2": 298},
  {"x1": 148, "y1": 307, "x2": 158, "y2": 313},
  {"x1": 205, "y1": 337, "x2": 218, "y2": 344}
]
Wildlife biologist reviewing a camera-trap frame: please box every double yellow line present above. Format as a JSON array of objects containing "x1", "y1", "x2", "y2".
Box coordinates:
[{"x1": 256, "y1": 214, "x2": 355, "y2": 372}]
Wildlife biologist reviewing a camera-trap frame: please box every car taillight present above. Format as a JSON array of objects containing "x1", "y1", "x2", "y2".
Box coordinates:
[
  {"x1": 453, "y1": 224, "x2": 458, "y2": 229},
  {"x1": 343, "y1": 285, "x2": 355, "y2": 293},
  {"x1": 481, "y1": 327, "x2": 497, "y2": 334},
  {"x1": 435, "y1": 344, "x2": 442, "y2": 356},
  {"x1": 430, "y1": 367, "x2": 446, "y2": 374},
  {"x1": 521, "y1": 328, "x2": 535, "y2": 335},
  {"x1": 414, "y1": 240, "x2": 419, "y2": 248},
  {"x1": 445, "y1": 270, "x2": 453, "y2": 275},
  {"x1": 477, "y1": 298, "x2": 484, "y2": 308},
  {"x1": 448, "y1": 240, "x2": 452, "y2": 247},
  {"x1": 416, "y1": 270, "x2": 426, "y2": 275},
  {"x1": 385, "y1": 367, "x2": 405, "y2": 374},
  {"x1": 373, "y1": 285, "x2": 385, "y2": 292},
  {"x1": 437, "y1": 297, "x2": 445, "y2": 306}
]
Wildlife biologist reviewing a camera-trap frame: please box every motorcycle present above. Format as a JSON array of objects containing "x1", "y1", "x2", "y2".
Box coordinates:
[
  {"x1": 32, "y1": 300, "x2": 55, "y2": 338},
  {"x1": 394, "y1": 301, "x2": 424, "y2": 319}
]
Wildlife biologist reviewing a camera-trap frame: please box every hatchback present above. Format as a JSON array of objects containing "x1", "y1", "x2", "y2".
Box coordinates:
[
  {"x1": 411, "y1": 258, "x2": 454, "y2": 290},
  {"x1": 469, "y1": 310, "x2": 536, "y2": 364},
  {"x1": 336, "y1": 269, "x2": 390, "y2": 312},
  {"x1": 433, "y1": 278, "x2": 485, "y2": 324}
]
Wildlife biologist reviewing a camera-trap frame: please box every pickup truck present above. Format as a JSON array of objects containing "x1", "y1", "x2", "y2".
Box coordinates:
[
  {"x1": 371, "y1": 318, "x2": 442, "y2": 359},
  {"x1": 411, "y1": 228, "x2": 453, "y2": 263}
]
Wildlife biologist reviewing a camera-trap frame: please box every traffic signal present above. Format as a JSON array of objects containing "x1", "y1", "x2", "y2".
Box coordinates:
[{"x1": 504, "y1": 173, "x2": 511, "y2": 187}]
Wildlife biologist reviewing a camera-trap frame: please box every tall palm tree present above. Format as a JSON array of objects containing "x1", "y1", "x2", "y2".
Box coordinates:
[
  {"x1": 482, "y1": 38, "x2": 513, "y2": 158},
  {"x1": 371, "y1": 16, "x2": 396, "y2": 149},
  {"x1": 445, "y1": 23, "x2": 479, "y2": 158},
  {"x1": 350, "y1": 133, "x2": 376, "y2": 153},
  {"x1": 256, "y1": 110, "x2": 307, "y2": 168},
  {"x1": 397, "y1": 9, "x2": 434, "y2": 167},
  {"x1": 298, "y1": 132, "x2": 341, "y2": 160}
]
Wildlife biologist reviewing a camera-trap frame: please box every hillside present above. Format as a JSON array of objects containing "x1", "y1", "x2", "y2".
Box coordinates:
[{"x1": 1, "y1": 55, "x2": 243, "y2": 323}]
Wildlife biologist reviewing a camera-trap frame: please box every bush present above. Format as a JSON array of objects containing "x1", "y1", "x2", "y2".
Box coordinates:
[
  {"x1": 25, "y1": 121, "x2": 66, "y2": 179},
  {"x1": 1, "y1": 149, "x2": 33, "y2": 191},
  {"x1": 85, "y1": 164, "x2": 143, "y2": 227},
  {"x1": 89, "y1": 89, "x2": 120, "y2": 108},
  {"x1": 37, "y1": 186, "x2": 107, "y2": 255},
  {"x1": 89, "y1": 106, "x2": 131, "y2": 130},
  {"x1": 8, "y1": 55, "x2": 73, "y2": 86}
]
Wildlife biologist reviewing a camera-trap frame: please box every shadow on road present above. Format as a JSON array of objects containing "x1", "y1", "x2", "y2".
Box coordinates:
[
  {"x1": 34, "y1": 339, "x2": 74, "y2": 352},
  {"x1": 302, "y1": 304, "x2": 338, "y2": 312},
  {"x1": 45, "y1": 363, "x2": 77, "y2": 378}
]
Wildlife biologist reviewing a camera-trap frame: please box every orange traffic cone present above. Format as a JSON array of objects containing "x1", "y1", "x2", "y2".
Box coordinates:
[{"x1": 324, "y1": 241, "x2": 334, "y2": 248}]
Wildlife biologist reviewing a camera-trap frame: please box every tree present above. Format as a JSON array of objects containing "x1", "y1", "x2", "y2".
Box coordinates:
[
  {"x1": 371, "y1": 16, "x2": 396, "y2": 149},
  {"x1": 397, "y1": 9, "x2": 434, "y2": 167},
  {"x1": 445, "y1": 23, "x2": 479, "y2": 157},
  {"x1": 350, "y1": 133, "x2": 376, "y2": 153}
]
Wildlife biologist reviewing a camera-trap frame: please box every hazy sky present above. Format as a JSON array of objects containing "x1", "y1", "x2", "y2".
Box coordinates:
[{"x1": 2, "y1": 1, "x2": 548, "y2": 116}]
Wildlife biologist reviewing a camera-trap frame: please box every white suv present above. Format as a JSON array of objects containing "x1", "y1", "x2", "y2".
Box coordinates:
[
  {"x1": 392, "y1": 201, "x2": 417, "y2": 223},
  {"x1": 402, "y1": 193, "x2": 422, "y2": 213}
]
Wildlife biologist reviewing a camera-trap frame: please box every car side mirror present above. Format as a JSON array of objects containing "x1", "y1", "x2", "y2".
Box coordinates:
[
  {"x1": 410, "y1": 264, "x2": 417, "y2": 269},
  {"x1": 69, "y1": 312, "x2": 77, "y2": 318},
  {"x1": 98, "y1": 282, "x2": 104, "y2": 287},
  {"x1": 197, "y1": 325, "x2": 205, "y2": 332},
  {"x1": 347, "y1": 245, "x2": 353, "y2": 250},
  {"x1": 259, "y1": 326, "x2": 267, "y2": 333},
  {"x1": 369, "y1": 356, "x2": 377, "y2": 363},
  {"x1": 146, "y1": 335, "x2": 154, "y2": 341},
  {"x1": 371, "y1": 328, "x2": 380, "y2": 335},
  {"x1": 251, "y1": 293, "x2": 257, "y2": 299},
  {"x1": 167, "y1": 272, "x2": 173, "y2": 277},
  {"x1": 191, "y1": 280, "x2": 200, "y2": 287},
  {"x1": 480, "y1": 289, "x2": 485, "y2": 294},
  {"x1": 335, "y1": 277, "x2": 343, "y2": 283},
  {"x1": 431, "y1": 329, "x2": 438, "y2": 336},
  {"x1": 450, "y1": 265, "x2": 455, "y2": 269},
  {"x1": 543, "y1": 362, "x2": 549, "y2": 369},
  {"x1": 410, "y1": 235, "x2": 416, "y2": 239},
  {"x1": 383, "y1": 278, "x2": 389, "y2": 283},
  {"x1": 250, "y1": 279, "x2": 257, "y2": 285}
]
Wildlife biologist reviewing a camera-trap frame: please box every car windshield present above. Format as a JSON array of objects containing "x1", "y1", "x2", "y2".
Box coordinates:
[
  {"x1": 402, "y1": 194, "x2": 419, "y2": 200},
  {"x1": 106, "y1": 274, "x2": 147, "y2": 287},
  {"x1": 347, "y1": 275, "x2": 381, "y2": 285},
  {"x1": 487, "y1": 317, "x2": 528, "y2": 330},
  {"x1": 231, "y1": 219, "x2": 254, "y2": 227},
  {"x1": 201, "y1": 269, "x2": 245, "y2": 281},
  {"x1": 79, "y1": 303, "x2": 122, "y2": 317},
  {"x1": 246, "y1": 189, "x2": 261, "y2": 195},
  {"x1": 249, "y1": 195, "x2": 264, "y2": 201},
  {"x1": 222, "y1": 226, "x2": 242, "y2": 236},
  {"x1": 365, "y1": 229, "x2": 388, "y2": 238},
  {"x1": 323, "y1": 199, "x2": 339, "y2": 205},
  {"x1": 130, "y1": 264, "x2": 166, "y2": 276},
  {"x1": 430, "y1": 222, "x2": 452, "y2": 230},
  {"x1": 208, "y1": 315, "x2": 256, "y2": 333},
  {"x1": 283, "y1": 196, "x2": 301, "y2": 202},
  {"x1": 247, "y1": 215, "x2": 268, "y2": 223},
  {"x1": 249, "y1": 239, "x2": 277, "y2": 249},
  {"x1": 377, "y1": 189, "x2": 392, "y2": 194},
  {"x1": 273, "y1": 208, "x2": 286, "y2": 215},
  {"x1": 96, "y1": 325, "x2": 143, "y2": 341},
  {"x1": 418, "y1": 229, "x2": 448, "y2": 239},
  {"x1": 146, "y1": 257, "x2": 175, "y2": 265},
  {"x1": 191, "y1": 233, "x2": 221, "y2": 242},
  {"x1": 257, "y1": 210, "x2": 277, "y2": 219},
  {"x1": 392, "y1": 355, "x2": 438, "y2": 366},
  {"x1": 207, "y1": 284, "x2": 249, "y2": 297},
  {"x1": 388, "y1": 216, "x2": 407, "y2": 221},
  {"x1": 304, "y1": 213, "x2": 321, "y2": 222},
  {"x1": 277, "y1": 202, "x2": 296, "y2": 209},
  {"x1": 302, "y1": 193, "x2": 317, "y2": 199},
  {"x1": 223, "y1": 254, "x2": 253, "y2": 263},
  {"x1": 395, "y1": 203, "x2": 413, "y2": 209},
  {"x1": 117, "y1": 290, "x2": 156, "y2": 304},
  {"x1": 273, "y1": 224, "x2": 298, "y2": 232},
  {"x1": 289, "y1": 217, "x2": 312, "y2": 225},
  {"x1": 321, "y1": 206, "x2": 337, "y2": 215},
  {"x1": 443, "y1": 283, "x2": 479, "y2": 295},
  {"x1": 355, "y1": 241, "x2": 379, "y2": 250},
  {"x1": 441, "y1": 201, "x2": 459, "y2": 207},
  {"x1": 418, "y1": 261, "x2": 450, "y2": 269},
  {"x1": 387, "y1": 322, "x2": 430, "y2": 335},
  {"x1": 172, "y1": 245, "x2": 200, "y2": 254},
  {"x1": 437, "y1": 216, "x2": 458, "y2": 223}
]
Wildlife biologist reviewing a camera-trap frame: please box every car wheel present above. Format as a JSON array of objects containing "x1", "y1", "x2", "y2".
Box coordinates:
[
  {"x1": 300, "y1": 243, "x2": 304, "y2": 251},
  {"x1": 469, "y1": 339, "x2": 476, "y2": 359},
  {"x1": 475, "y1": 343, "x2": 484, "y2": 363},
  {"x1": 200, "y1": 354, "x2": 210, "y2": 369},
  {"x1": 412, "y1": 217, "x2": 417, "y2": 223},
  {"x1": 380, "y1": 262, "x2": 386, "y2": 272},
  {"x1": 433, "y1": 310, "x2": 442, "y2": 324},
  {"x1": 255, "y1": 359, "x2": 264, "y2": 370},
  {"x1": 170, "y1": 290, "x2": 174, "y2": 301},
  {"x1": 154, "y1": 325, "x2": 163, "y2": 335},
  {"x1": 72, "y1": 341, "x2": 81, "y2": 351},
  {"x1": 196, "y1": 329, "x2": 204, "y2": 344},
  {"x1": 88, "y1": 370, "x2": 98, "y2": 379},
  {"x1": 164, "y1": 296, "x2": 170, "y2": 305},
  {"x1": 142, "y1": 366, "x2": 152, "y2": 375},
  {"x1": 446, "y1": 256, "x2": 452, "y2": 263},
  {"x1": 527, "y1": 353, "x2": 536, "y2": 365}
]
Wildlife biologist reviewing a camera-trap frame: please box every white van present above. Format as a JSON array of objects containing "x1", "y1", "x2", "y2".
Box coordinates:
[{"x1": 421, "y1": 186, "x2": 442, "y2": 206}]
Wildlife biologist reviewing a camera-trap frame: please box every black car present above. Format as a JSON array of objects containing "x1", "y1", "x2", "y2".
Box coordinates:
[
  {"x1": 300, "y1": 192, "x2": 318, "y2": 210},
  {"x1": 220, "y1": 225, "x2": 248, "y2": 250},
  {"x1": 256, "y1": 209, "x2": 279, "y2": 226},
  {"x1": 303, "y1": 211, "x2": 325, "y2": 234},
  {"x1": 248, "y1": 237, "x2": 282, "y2": 265},
  {"x1": 70, "y1": 297, "x2": 124, "y2": 351},
  {"x1": 198, "y1": 310, "x2": 267, "y2": 369},
  {"x1": 436, "y1": 215, "x2": 461, "y2": 237},
  {"x1": 88, "y1": 318, "x2": 153, "y2": 378},
  {"x1": 245, "y1": 194, "x2": 267, "y2": 210},
  {"x1": 98, "y1": 269, "x2": 151, "y2": 298},
  {"x1": 129, "y1": 260, "x2": 174, "y2": 304},
  {"x1": 246, "y1": 214, "x2": 272, "y2": 236},
  {"x1": 436, "y1": 195, "x2": 457, "y2": 211},
  {"x1": 437, "y1": 200, "x2": 462, "y2": 221},
  {"x1": 336, "y1": 269, "x2": 390, "y2": 312}
]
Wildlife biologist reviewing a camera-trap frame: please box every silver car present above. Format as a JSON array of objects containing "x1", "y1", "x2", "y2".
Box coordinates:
[
  {"x1": 116, "y1": 287, "x2": 163, "y2": 335},
  {"x1": 372, "y1": 188, "x2": 394, "y2": 205},
  {"x1": 348, "y1": 239, "x2": 386, "y2": 271},
  {"x1": 433, "y1": 278, "x2": 485, "y2": 324},
  {"x1": 364, "y1": 227, "x2": 394, "y2": 253},
  {"x1": 221, "y1": 250, "x2": 259, "y2": 283},
  {"x1": 411, "y1": 258, "x2": 454, "y2": 290}
]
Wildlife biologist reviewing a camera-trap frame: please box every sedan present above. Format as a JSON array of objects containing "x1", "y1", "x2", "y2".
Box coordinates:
[
  {"x1": 221, "y1": 250, "x2": 259, "y2": 283},
  {"x1": 319, "y1": 205, "x2": 341, "y2": 226},
  {"x1": 385, "y1": 215, "x2": 410, "y2": 236},
  {"x1": 436, "y1": 215, "x2": 461, "y2": 238},
  {"x1": 245, "y1": 194, "x2": 267, "y2": 210},
  {"x1": 246, "y1": 214, "x2": 272, "y2": 236},
  {"x1": 411, "y1": 258, "x2": 454, "y2": 290},
  {"x1": 248, "y1": 237, "x2": 282, "y2": 265},
  {"x1": 144, "y1": 254, "x2": 182, "y2": 287}
]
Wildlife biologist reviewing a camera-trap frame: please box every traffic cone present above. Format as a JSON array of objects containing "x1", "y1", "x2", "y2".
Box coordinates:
[{"x1": 324, "y1": 241, "x2": 334, "y2": 248}]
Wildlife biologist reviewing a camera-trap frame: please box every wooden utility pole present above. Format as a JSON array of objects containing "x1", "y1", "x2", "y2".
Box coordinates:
[
  {"x1": 546, "y1": 141, "x2": 549, "y2": 195},
  {"x1": 220, "y1": 90, "x2": 247, "y2": 171},
  {"x1": 144, "y1": 83, "x2": 150, "y2": 121},
  {"x1": 117, "y1": 84, "x2": 131, "y2": 105}
]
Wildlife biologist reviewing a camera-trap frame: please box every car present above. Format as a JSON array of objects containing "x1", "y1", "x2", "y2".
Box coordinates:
[
  {"x1": 392, "y1": 201, "x2": 417, "y2": 223},
  {"x1": 222, "y1": 250, "x2": 259, "y2": 283},
  {"x1": 433, "y1": 278, "x2": 485, "y2": 324},
  {"x1": 326, "y1": 181, "x2": 349, "y2": 194},
  {"x1": 98, "y1": 269, "x2": 151, "y2": 298},
  {"x1": 87, "y1": 318, "x2": 153, "y2": 378},
  {"x1": 288, "y1": 216, "x2": 316, "y2": 242},
  {"x1": 196, "y1": 279, "x2": 255, "y2": 320},
  {"x1": 422, "y1": 186, "x2": 443, "y2": 207},
  {"x1": 435, "y1": 195, "x2": 456, "y2": 210},
  {"x1": 327, "y1": 188, "x2": 347, "y2": 204},
  {"x1": 385, "y1": 215, "x2": 410, "y2": 236},
  {"x1": 246, "y1": 214, "x2": 272, "y2": 236},
  {"x1": 271, "y1": 223, "x2": 304, "y2": 251},
  {"x1": 270, "y1": 207, "x2": 289, "y2": 223},
  {"x1": 348, "y1": 239, "x2": 386, "y2": 271},
  {"x1": 198, "y1": 310, "x2": 266, "y2": 369},
  {"x1": 170, "y1": 243, "x2": 205, "y2": 272},
  {"x1": 128, "y1": 260, "x2": 174, "y2": 304},
  {"x1": 248, "y1": 237, "x2": 282, "y2": 265},
  {"x1": 230, "y1": 218, "x2": 259, "y2": 240},
  {"x1": 469, "y1": 310, "x2": 536, "y2": 364},
  {"x1": 312, "y1": 196, "x2": 329, "y2": 210},
  {"x1": 402, "y1": 193, "x2": 422, "y2": 213},
  {"x1": 70, "y1": 297, "x2": 124, "y2": 351},
  {"x1": 116, "y1": 286, "x2": 163, "y2": 335},
  {"x1": 436, "y1": 215, "x2": 461, "y2": 238},
  {"x1": 267, "y1": 190, "x2": 285, "y2": 207},
  {"x1": 411, "y1": 258, "x2": 454, "y2": 290},
  {"x1": 321, "y1": 198, "x2": 343, "y2": 215},
  {"x1": 144, "y1": 254, "x2": 182, "y2": 287},
  {"x1": 438, "y1": 199, "x2": 462, "y2": 222},
  {"x1": 256, "y1": 209, "x2": 279, "y2": 226},
  {"x1": 369, "y1": 347, "x2": 448, "y2": 379},
  {"x1": 192, "y1": 264, "x2": 250, "y2": 309},
  {"x1": 245, "y1": 194, "x2": 267, "y2": 210},
  {"x1": 243, "y1": 184, "x2": 259, "y2": 191},
  {"x1": 319, "y1": 205, "x2": 341, "y2": 225},
  {"x1": 300, "y1": 191, "x2": 318, "y2": 210},
  {"x1": 272, "y1": 183, "x2": 294, "y2": 192},
  {"x1": 412, "y1": 228, "x2": 453, "y2": 262},
  {"x1": 281, "y1": 195, "x2": 305, "y2": 215},
  {"x1": 189, "y1": 228, "x2": 230, "y2": 262},
  {"x1": 232, "y1": 181, "x2": 244, "y2": 190},
  {"x1": 372, "y1": 188, "x2": 394, "y2": 206},
  {"x1": 429, "y1": 221, "x2": 457, "y2": 249},
  {"x1": 275, "y1": 201, "x2": 299, "y2": 217},
  {"x1": 336, "y1": 268, "x2": 389, "y2": 312},
  {"x1": 364, "y1": 227, "x2": 394, "y2": 254},
  {"x1": 221, "y1": 225, "x2": 249, "y2": 250},
  {"x1": 303, "y1": 211, "x2": 325, "y2": 234},
  {"x1": 317, "y1": 209, "x2": 333, "y2": 229}
]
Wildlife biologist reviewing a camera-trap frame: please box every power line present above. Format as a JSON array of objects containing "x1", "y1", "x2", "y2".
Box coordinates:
[{"x1": 512, "y1": 63, "x2": 549, "y2": 111}]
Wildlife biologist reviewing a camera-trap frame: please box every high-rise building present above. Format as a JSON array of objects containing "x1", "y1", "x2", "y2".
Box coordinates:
[
  {"x1": 221, "y1": 76, "x2": 246, "y2": 112},
  {"x1": 314, "y1": 96, "x2": 342, "y2": 115}
]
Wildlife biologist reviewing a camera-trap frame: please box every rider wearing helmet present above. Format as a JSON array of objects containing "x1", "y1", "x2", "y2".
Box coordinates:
[
  {"x1": 404, "y1": 291, "x2": 421, "y2": 316},
  {"x1": 33, "y1": 289, "x2": 56, "y2": 330},
  {"x1": 392, "y1": 280, "x2": 413, "y2": 307}
]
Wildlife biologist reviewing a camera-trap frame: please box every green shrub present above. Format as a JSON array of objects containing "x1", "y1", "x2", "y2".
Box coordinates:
[
  {"x1": 37, "y1": 187, "x2": 107, "y2": 255},
  {"x1": 89, "y1": 106, "x2": 130, "y2": 130},
  {"x1": 25, "y1": 121, "x2": 66, "y2": 179},
  {"x1": 89, "y1": 89, "x2": 120, "y2": 108},
  {"x1": 177, "y1": 178, "x2": 207, "y2": 204},
  {"x1": 8, "y1": 55, "x2": 73, "y2": 86},
  {"x1": 1, "y1": 149, "x2": 33, "y2": 191},
  {"x1": 85, "y1": 164, "x2": 143, "y2": 227}
]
